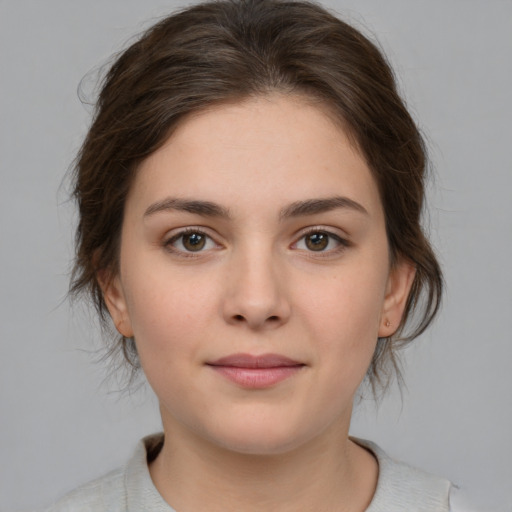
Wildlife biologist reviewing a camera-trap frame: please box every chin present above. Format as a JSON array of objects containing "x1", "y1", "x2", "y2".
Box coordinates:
[
  {"x1": 214, "y1": 435, "x2": 306, "y2": 457},
  {"x1": 199, "y1": 415, "x2": 321, "y2": 457}
]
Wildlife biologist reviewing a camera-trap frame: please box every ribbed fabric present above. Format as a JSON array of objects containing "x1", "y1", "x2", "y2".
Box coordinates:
[
  {"x1": 355, "y1": 438, "x2": 451, "y2": 512},
  {"x1": 44, "y1": 434, "x2": 453, "y2": 511}
]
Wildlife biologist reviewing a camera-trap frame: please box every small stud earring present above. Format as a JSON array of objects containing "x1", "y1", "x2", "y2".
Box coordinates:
[{"x1": 385, "y1": 320, "x2": 391, "y2": 328}]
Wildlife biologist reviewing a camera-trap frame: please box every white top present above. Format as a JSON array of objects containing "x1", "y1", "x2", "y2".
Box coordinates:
[{"x1": 43, "y1": 434, "x2": 475, "y2": 511}]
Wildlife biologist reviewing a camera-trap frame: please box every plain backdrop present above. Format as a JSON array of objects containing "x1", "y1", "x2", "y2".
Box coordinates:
[{"x1": 1, "y1": 1, "x2": 511, "y2": 511}]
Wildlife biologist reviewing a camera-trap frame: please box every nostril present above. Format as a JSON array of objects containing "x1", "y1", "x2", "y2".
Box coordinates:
[{"x1": 232, "y1": 314, "x2": 280, "y2": 323}]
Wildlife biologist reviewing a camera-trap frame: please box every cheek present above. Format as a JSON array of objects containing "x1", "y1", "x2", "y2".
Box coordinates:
[
  {"x1": 296, "y1": 263, "x2": 387, "y2": 368},
  {"x1": 303, "y1": 271, "x2": 386, "y2": 333},
  {"x1": 121, "y1": 266, "x2": 218, "y2": 366}
]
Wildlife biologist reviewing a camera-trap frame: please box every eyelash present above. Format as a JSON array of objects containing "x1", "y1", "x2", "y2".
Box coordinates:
[
  {"x1": 293, "y1": 228, "x2": 350, "y2": 256},
  {"x1": 163, "y1": 227, "x2": 219, "y2": 258},
  {"x1": 162, "y1": 227, "x2": 350, "y2": 257}
]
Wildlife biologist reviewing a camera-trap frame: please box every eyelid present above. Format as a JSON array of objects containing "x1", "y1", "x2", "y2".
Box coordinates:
[
  {"x1": 291, "y1": 226, "x2": 351, "y2": 254},
  {"x1": 163, "y1": 226, "x2": 222, "y2": 256},
  {"x1": 161, "y1": 225, "x2": 350, "y2": 257}
]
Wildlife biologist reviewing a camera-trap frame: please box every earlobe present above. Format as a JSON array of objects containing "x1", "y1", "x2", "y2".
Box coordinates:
[
  {"x1": 378, "y1": 260, "x2": 416, "y2": 338},
  {"x1": 97, "y1": 270, "x2": 134, "y2": 338}
]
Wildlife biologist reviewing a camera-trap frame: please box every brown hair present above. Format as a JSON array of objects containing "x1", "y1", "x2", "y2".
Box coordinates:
[{"x1": 70, "y1": 0, "x2": 442, "y2": 391}]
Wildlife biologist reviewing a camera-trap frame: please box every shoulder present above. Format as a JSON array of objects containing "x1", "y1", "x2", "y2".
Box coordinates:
[
  {"x1": 42, "y1": 466, "x2": 126, "y2": 512},
  {"x1": 41, "y1": 434, "x2": 169, "y2": 512},
  {"x1": 353, "y1": 438, "x2": 452, "y2": 512},
  {"x1": 449, "y1": 486, "x2": 483, "y2": 512},
  {"x1": 357, "y1": 439, "x2": 484, "y2": 512}
]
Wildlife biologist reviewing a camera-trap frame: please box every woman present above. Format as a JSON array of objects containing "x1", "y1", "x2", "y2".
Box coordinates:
[{"x1": 46, "y1": 0, "x2": 471, "y2": 510}]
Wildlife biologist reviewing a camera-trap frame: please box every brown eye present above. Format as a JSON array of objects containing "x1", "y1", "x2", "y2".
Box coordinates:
[
  {"x1": 182, "y1": 232, "x2": 207, "y2": 251},
  {"x1": 293, "y1": 230, "x2": 347, "y2": 254},
  {"x1": 305, "y1": 232, "x2": 329, "y2": 251},
  {"x1": 164, "y1": 229, "x2": 219, "y2": 256},
  {"x1": 165, "y1": 229, "x2": 218, "y2": 256}
]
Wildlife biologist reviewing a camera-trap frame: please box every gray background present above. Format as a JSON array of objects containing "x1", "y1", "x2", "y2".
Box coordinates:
[{"x1": 1, "y1": 1, "x2": 511, "y2": 511}]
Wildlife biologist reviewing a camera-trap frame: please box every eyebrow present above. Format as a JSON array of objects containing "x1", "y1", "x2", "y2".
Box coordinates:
[
  {"x1": 144, "y1": 198, "x2": 231, "y2": 219},
  {"x1": 143, "y1": 195, "x2": 367, "y2": 220},
  {"x1": 279, "y1": 196, "x2": 368, "y2": 219}
]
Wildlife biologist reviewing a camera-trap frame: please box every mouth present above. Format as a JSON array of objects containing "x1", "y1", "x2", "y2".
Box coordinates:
[{"x1": 206, "y1": 353, "x2": 306, "y2": 389}]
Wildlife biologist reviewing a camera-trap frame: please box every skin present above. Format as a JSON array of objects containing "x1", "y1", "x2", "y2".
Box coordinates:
[{"x1": 102, "y1": 95, "x2": 415, "y2": 512}]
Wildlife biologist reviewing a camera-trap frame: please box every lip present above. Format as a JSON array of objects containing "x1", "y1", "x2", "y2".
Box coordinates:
[{"x1": 206, "y1": 353, "x2": 305, "y2": 389}]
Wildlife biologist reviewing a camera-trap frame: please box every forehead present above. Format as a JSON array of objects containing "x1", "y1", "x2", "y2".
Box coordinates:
[{"x1": 128, "y1": 94, "x2": 382, "y2": 219}]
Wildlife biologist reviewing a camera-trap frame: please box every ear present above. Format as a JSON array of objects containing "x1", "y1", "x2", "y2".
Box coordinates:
[
  {"x1": 97, "y1": 270, "x2": 134, "y2": 338},
  {"x1": 378, "y1": 259, "x2": 416, "y2": 338}
]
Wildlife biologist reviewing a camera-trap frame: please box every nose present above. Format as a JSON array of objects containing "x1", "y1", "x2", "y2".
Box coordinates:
[{"x1": 222, "y1": 245, "x2": 291, "y2": 330}]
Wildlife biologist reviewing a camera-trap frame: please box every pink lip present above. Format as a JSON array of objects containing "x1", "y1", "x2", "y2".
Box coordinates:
[{"x1": 207, "y1": 353, "x2": 305, "y2": 389}]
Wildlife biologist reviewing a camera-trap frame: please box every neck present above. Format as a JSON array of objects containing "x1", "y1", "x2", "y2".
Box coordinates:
[{"x1": 149, "y1": 420, "x2": 378, "y2": 512}]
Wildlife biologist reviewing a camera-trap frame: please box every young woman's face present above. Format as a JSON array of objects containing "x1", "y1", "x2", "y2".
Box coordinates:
[{"x1": 104, "y1": 95, "x2": 413, "y2": 455}]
